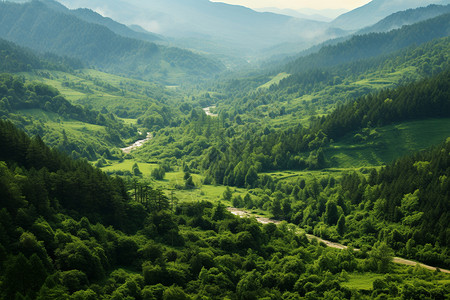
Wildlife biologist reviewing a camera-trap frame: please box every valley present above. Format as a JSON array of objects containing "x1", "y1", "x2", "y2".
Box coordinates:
[{"x1": 0, "y1": 0, "x2": 449, "y2": 299}]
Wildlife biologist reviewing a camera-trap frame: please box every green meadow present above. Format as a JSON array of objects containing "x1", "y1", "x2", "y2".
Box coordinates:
[{"x1": 327, "y1": 118, "x2": 450, "y2": 167}]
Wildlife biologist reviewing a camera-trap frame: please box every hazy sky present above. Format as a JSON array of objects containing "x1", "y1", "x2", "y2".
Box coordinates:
[{"x1": 210, "y1": 0, "x2": 372, "y2": 10}]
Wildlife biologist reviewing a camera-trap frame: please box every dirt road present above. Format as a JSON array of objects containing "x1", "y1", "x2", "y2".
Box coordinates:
[{"x1": 227, "y1": 207, "x2": 450, "y2": 274}]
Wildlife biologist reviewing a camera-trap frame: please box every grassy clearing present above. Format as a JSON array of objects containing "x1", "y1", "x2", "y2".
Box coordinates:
[
  {"x1": 18, "y1": 109, "x2": 111, "y2": 146},
  {"x1": 327, "y1": 118, "x2": 450, "y2": 168},
  {"x1": 102, "y1": 160, "x2": 158, "y2": 177},
  {"x1": 101, "y1": 159, "x2": 246, "y2": 205},
  {"x1": 341, "y1": 273, "x2": 384, "y2": 290},
  {"x1": 260, "y1": 168, "x2": 363, "y2": 183},
  {"x1": 258, "y1": 72, "x2": 290, "y2": 90},
  {"x1": 19, "y1": 69, "x2": 164, "y2": 115},
  {"x1": 120, "y1": 118, "x2": 138, "y2": 126}
]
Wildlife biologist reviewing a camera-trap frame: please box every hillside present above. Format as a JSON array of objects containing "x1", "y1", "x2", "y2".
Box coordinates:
[
  {"x1": 286, "y1": 13, "x2": 450, "y2": 74},
  {"x1": 0, "y1": 38, "x2": 83, "y2": 72},
  {"x1": 290, "y1": 4, "x2": 450, "y2": 62},
  {"x1": 331, "y1": 0, "x2": 449, "y2": 30},
  {"x1": 0, "y1": 1, "x2": 223, "y2": 84},
  {"x1": 358, "y1": 4, "x2": 450, "y2": 34},
  {"x1": 1, "y1": 117, "x2": 450, "y2": 299},
  {"x1": 55, "y1": 0, "x2": 344, "y2": 59},
  {"x1": 1, "y1": 0, "x2": 450, "y2": 298},
  {"x1": 0, "y1": 73, "x2": 138, "y2": 161},
  {"x1": 36, "y1": 0, "x2": 163, "y2": 43}
]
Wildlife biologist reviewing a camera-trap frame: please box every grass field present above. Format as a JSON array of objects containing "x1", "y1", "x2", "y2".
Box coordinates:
[
  {"x1": 258, "y1": 72, "x2": 291, "y2": 90},
  {"x1": 102, "y1": 160, "x2": 158, "y2": 176},
  {"x1": 341, "y1": 273, "x2": 384, "y2": 290},
  {"x1": 260, "y1": 168, "x2": 357, "y2": 183},
  {"x1": 326, "y1": 118, "x2": 450, "y2": 168},
  {"x1": 19, "y1": 69, "x2": 169, "y2": 116},
  {"x1": 18, "y1": 109, "x2": 112, "y2": 147},
  {"x1": 101, "y1": 159, "x2": 246, "y2": 205}
]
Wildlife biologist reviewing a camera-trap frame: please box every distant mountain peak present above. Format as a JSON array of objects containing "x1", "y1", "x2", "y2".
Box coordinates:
[{"x1": 331, "y1": 0, "x2": 450, "y2": 30}]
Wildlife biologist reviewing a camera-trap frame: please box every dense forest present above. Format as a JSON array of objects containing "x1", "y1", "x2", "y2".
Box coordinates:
[
  {"x1": 0, "y1": 0, "x2": 449, "y2": 298},
  {"x1": 0, "y1": 38, "x2": 83, "y2": 73},
  {"x1": 1, "y1": 120, "x2": 449, "y2": 299}
]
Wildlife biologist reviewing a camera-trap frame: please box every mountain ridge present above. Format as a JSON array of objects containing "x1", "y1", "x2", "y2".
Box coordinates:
[
  {"x1": 0, "y1": 1, "x2": 224, "y2": 83},
  {"x1": 331, "y1": 0, "x2": 450, "y2": 30}
]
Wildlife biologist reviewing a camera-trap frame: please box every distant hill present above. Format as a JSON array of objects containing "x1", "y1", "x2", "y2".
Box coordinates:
[
  {"x1": 331, "y1": 0, "x2": 449, "y2": 31},
  {"x1": 0, "y1": 1, "x2": 223, "y2": 83},
  {"x1": 292, "y1": 4, "x2": 450, "y2": 61},
  {"x1": 55, "y1": 0, "x2": 344, "y2": 58},
  {"x1": 286, "y1": 13, "x2": 450, "y2": 74},
  {"x1": 254, "y1": 7, "x2": 332, "y2": 22},
  {"x1": 358, "y1": 4, "x2": 450, "y2": 34}
]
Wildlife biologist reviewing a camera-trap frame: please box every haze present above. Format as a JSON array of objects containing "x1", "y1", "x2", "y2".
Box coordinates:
[{"x1": 209, "y1": 0, "x2": 372, "y2": 10}]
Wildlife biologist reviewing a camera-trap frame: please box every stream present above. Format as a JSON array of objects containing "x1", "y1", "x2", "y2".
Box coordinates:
[
  {"x1": 227, "y1": 207, "x2": 450, "y2": 273},
  {"x1": 120, "y1": 132, "x2": 152, "y2": 153}
]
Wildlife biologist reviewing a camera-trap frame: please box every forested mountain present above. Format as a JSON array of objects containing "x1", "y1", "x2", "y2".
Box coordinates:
[
  {"x1": 1, "y1": 0, "x2": 450, "y2": 298},
  {"x1": 184, "y1": 69, "x2": 450, "y2": 187},
  {"x1": 55, "y1": 0, "x2": 344, "y2": 59},
  {"x1": 0, "y1": 1, "x2": 223, "y2": 84},
  {"x1": 0, "y1": 38, "x2": 83, "y2": 73},
  {"x1": 291, "y1": 4, "x2": 450, "y2": 61},
  {"x1": 358, "y1": 4, "x2": 450, "y2": 34},
  {"x1": 1, "y1": 118, "x2": 449, "y2": 299},
  {"x1": 285, "y1": 13, "x2": 450, "y2": 74},
  {"x1": 331, "y1": 0, "x2": 449, "y2": 30},
  {"x1": 36, "y1": 0, "x2": 163, "y2": 43}
]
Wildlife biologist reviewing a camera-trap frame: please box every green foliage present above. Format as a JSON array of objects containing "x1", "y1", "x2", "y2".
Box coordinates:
[
  {"x1": 369, "y1": 242, "x2": 394, "y2": 273},
  {"x1": 151, "y1": 165, "x2": 166, "y2": 180},
  {"x1": 0, "y1": 74, "x2": 136, "y2": 160}
]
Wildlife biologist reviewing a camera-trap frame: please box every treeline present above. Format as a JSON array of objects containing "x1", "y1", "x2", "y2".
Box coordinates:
[
  {"x1": 0, "y1": 119, "x2": 136, "y2": 229},
  {"x1": 223, "y1": 36, "x2": 450, "y2": 115},
  {"x1": 1, "y1": 121, "x2": 448, "y2": 299},
  {"x1": 318, "y1": 69, "x2": 450, "y2": 140}
]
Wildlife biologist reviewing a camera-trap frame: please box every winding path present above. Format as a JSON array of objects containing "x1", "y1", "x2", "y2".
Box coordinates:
[{"x1": 227, "y1": 207, "x2": 450, "y2": 273}]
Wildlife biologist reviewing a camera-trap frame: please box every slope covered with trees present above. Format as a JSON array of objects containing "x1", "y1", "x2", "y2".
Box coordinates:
[
  {"x1": 0, "y1": 1, "x2": 224, "y2": 84},
  {"x1": 0, "y1": 73, "x2": 136, "y2": 160},
  {"x1": 0, "y1": 120, "x2": 448, "y2": 299},
  {"x1": 286, "y1": 13, "x2": 450, "y2": 74},
  {"x1": 0, "y1": 38, "x2": 82, "y2": 73},
  {"x1": 358, "y1": 4, "x2": 450, "y2": 34}
]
